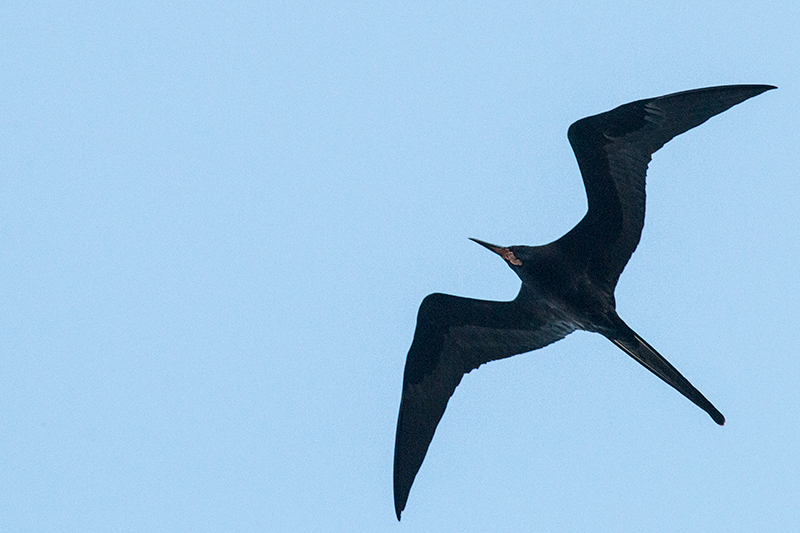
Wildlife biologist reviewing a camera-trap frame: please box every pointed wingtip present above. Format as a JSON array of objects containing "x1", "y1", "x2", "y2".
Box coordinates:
[
  {"x1": 393, "y1": 481, "x2": 404, "y2": 521},
  {"x1": 394, "y1": 484, "x2": 405, "y2": 520}
]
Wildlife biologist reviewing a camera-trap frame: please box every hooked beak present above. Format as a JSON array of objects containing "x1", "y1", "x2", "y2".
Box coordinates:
[{"x1": 469, "y1": 238, "x2": 522, "y2": 266}]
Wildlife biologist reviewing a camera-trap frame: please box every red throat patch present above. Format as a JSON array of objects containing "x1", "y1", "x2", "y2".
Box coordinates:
[{"x1": 501, "y1": 249, "x2": 522, "y2": 266}]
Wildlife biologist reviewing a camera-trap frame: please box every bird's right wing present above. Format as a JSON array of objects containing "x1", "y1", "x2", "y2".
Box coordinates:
[{"x1": 393, "y1": 291, "x2": 575, "y2": 520}]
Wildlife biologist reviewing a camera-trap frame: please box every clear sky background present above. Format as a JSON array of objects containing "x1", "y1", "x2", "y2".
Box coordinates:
[{"x1": 2, "y1": 2, "x2": 798, "y2": 532}]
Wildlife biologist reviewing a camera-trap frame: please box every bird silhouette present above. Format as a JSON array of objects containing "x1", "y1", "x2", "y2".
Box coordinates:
[{"x1": 393, "y1": 84, "x2": 775, "y2": 520}]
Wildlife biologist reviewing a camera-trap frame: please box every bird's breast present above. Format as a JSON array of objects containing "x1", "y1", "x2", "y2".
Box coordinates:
[{"x1": 520, "y1": 268, "x2": 615, "y2": 333}]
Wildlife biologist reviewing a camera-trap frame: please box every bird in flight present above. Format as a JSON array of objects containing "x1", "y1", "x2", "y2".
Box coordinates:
[{"x1": 393, "y1": 84, "x2": 775, "y2": 520}]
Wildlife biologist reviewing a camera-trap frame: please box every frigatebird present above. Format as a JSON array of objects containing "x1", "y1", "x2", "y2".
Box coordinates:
[{"x1": 393, "y1": 84, "x2": 775, "y2": 520}]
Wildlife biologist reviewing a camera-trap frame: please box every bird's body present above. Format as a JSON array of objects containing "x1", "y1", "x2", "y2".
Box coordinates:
[{"x1": 393, "y1": 84, "x2": 775, "y2": 520}]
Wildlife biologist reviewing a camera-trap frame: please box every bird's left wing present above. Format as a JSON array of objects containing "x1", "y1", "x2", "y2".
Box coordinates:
[
  {"x1": 562, "y1": 84, "x2": 775, "y2": 289},
  {"x1": 393, "y1": 291, "x2": 575, "y2": 519}
]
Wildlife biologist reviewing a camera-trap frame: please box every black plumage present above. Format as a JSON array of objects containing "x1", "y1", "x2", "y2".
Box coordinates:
[{"x1": 393, "y1": 84, "x2": 775, "y2": 520}]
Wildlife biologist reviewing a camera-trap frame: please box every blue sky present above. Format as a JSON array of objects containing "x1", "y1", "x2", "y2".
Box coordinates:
[{"x1": 2, "y1": 2, "x2": 798, "y2": 531}]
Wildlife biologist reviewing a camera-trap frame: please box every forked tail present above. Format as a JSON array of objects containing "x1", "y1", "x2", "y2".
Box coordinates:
[{"x1": 608, "y1": 321, "x2": 725, "y2": 425}]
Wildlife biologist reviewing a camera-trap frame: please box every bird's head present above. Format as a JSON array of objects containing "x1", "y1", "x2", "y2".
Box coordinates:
[{"x1": 469, "y1": 238, "x2": 525, "y2": 271}]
